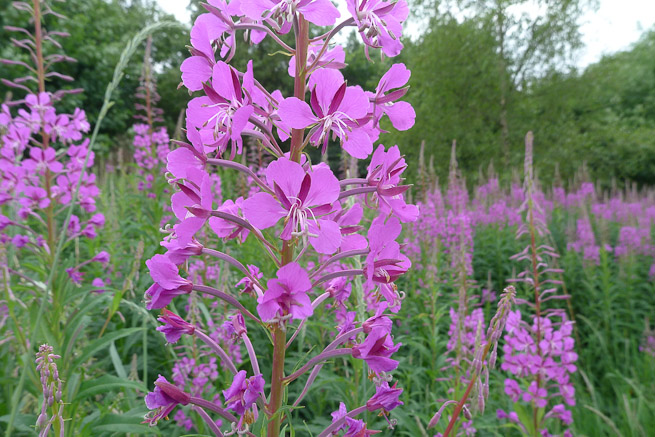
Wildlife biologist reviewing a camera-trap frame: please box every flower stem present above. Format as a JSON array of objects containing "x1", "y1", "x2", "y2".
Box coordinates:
[
  {"x1": 289, "y1": 15, "x2": 308, "y2": 162},
  {"x1": 266, "y1": 326, "x2": 287, "y2": 436}
]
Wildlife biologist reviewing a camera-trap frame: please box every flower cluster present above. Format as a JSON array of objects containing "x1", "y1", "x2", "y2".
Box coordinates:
[
  {"x1": 133, "y1": 124, "x2": 170, "y2": 172},
  {"x1": 1, "y1": 95, "x2": 98, "y2": 236},
  {"x1": 500, "y1": 133, "x2": 577, "y2": 436},
  {"x1": 143, "y1": 1, "x2": 416, "y2": 435},
  {"x1": 0, "y1": 2, "x2": 104, "y2": 285},
  {"x1": 499, "y1": 311, "x2": 577, "y2": 434}
]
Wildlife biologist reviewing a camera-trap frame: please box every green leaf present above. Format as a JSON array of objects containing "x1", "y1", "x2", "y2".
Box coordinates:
[
  {"x1": 73, "y1": 327, "x2": 143, "y2": 369},
  {"x1": 75, "y1": 375, "x2": 146, "y2": 400},
  {"x1": 109, "y1": 341, "x2": 127, "y2": 379}
]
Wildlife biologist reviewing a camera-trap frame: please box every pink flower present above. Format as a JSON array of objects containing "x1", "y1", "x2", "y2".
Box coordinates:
[
  {"x1": 208, "y1": 196, "x2": 250, "y2": 242},
  {"x1": 366, "y1": 381, "x2": 403, "y2": 411},
  {"x1": 241, "y1": 0, "x2": 340, "y2": 31},
  {"x1": 187, "y1": 61, "x2": 255, "y2": 158},
  {"x1": 257, "y1": 262, "x2": 313, "y2": 321},
  {"x1": 369, "y1": 63, "x2": 415, "y2": 131},
  {"x1": 222, "y1": 370, "x2": 265, "y2": 415},
  {"x1": 167, "y1": 125, "x2": 207, "y2": 180},
  {"x1": 347, "y1": 0, "x2": 408, "y2": 57},
  {"x1": 242, "y1": 157, "x2": 342, "y2": 254},
  {"x1": 277, "y1": 69, "x2": 372, "y2": 158},
  {"x1": 157, "y1": 309, "x2": 196, "y2": 344},
  {"x1": 366, "y1": 144, "x2": 418, "y2": 222},
  {"x1": 365, "y1": 215, "x2": 410, "y2": 286},
  {"x1": 288, "y1": 41, "x2": 346, "y2": 77},
  {"x1": 22, "y1": 147, "x2": 63, "y2": 174},
  {"x1": 181, "y1": 15, "x2": 226, "y2": 90},
  {"x1": 352, "y1": 327, "x2": 401, "y2": 372},
  {"x1": 171, "y1": 170, "x2": 213, "y2": 246},
  {"x1": 523, "y1": 381, "x2": 548, "y2": 408},
  {"x1": 144, "y1": 375, "x2": 190, "y2": 426},
  {"x1": 236, "y1": 264, "x2": 263, "y2": 295},
  {"x1": 145, "y1": 255, "x2": 193, "y2": 310},
  {"x1": 504, "y1": 378, "x2": 522, "y2": 402},
  {"x1": 19, "y1": 186, "x2": 50, "y2": 210}
]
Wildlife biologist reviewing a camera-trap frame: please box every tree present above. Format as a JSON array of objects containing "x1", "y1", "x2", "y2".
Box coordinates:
[
  {"x1": 0, "y1": 0, "x2": 190, "y2": 152},
  {"x1": 449, "y1": 0, "x2": 593, "y2": 164}
]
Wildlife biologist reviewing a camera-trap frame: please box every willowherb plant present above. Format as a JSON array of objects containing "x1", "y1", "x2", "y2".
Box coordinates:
[
  {"x1": 499, "y1": 132, "x2": 578, "y2": 436},
  {"x1": 132, "y1": 35, "x2": 170, "y2": 177},
  {"x1": 142, "y1": 0, "x2": 418, "y2": 435},
  {"x1": 0, "y1": 0, "x2": 105, "y2": 286}
]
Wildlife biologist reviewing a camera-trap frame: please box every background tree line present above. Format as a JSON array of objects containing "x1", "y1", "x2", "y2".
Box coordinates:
[{"x1": 2, "y1": 0, "x2": 654, "y2": 187}]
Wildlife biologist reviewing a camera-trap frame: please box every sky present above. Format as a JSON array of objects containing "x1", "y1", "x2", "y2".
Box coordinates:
[{"x1": 156, "y1": 0, "x2": 655, "y2": 69}]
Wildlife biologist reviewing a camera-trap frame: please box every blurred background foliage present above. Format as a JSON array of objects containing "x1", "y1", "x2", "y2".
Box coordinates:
[{"x1": 2, "y1": 0, "x2": 655, "y2": 185}]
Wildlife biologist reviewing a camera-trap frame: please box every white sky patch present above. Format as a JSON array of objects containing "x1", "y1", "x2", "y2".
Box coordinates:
[{"x1": 157, "y1": 0, "x2": 655, "y2": 69}]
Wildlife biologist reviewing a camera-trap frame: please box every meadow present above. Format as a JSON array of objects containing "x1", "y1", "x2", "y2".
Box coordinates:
[{"x1": 1, "y1": 0, "x2": 654, "y2": 436}]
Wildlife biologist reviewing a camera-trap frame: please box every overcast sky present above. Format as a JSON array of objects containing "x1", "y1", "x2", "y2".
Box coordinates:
[{"x1": 157, "y1": 0, "x2": 655, "y2": 69}]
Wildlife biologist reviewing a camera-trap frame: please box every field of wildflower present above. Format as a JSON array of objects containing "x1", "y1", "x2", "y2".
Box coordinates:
[{"x1": 1, "y1": 0, "x2": 654, "y2": 436}]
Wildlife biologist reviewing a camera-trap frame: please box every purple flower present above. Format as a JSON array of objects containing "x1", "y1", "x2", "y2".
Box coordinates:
[
  {"x1": 362, "y1": 302, "x2": 392, "y2": 334},
  {"x1": 241, "y1": 0, "x2": 340, "y2": 31},
  {"x1": 330, "y1": 402, "x2": 349, "y2": 434},
  {"x1": 366, "y1": 144, "x2": 418, "y2": 222},
  {"x1": 504, "y1": 378, "x2": 522, "y2": 402},
  {"x1": 222, "y1": 370, "x2": 265, "y2": 415},
  {"x1": 369, "y1": 63, "x2": 415, "y2": 131},
  {"x1": 288, "y1": 41, "x2": 345, "y2": 77},
  {"x1": 235, "y1": 264, "x2": 263, "y2": 295},
  {"x1": 12, "y1": 234, "x2": 29, "y2": 248},
  {"x1": 523, "y1": 381, "x2": 548, "y2": 408},
  {"x1": 208, "y1": 197, "x2": 250, "y2": 242},
  {"x1": 145, "y1": 255, "x2": 193, "y2": 310},
  {"x1": 157, "y1": 309, "x2": 196, "y2": 343},
  {"x1": 242, "y1": 157, "x2": 342, "y2": 254},
  {"x1": 91, "y1": 251, "x2": 110, "y2": 264},
  {"x1": 366, "y1": 381, "x2": 403, "y2": 412},
  {"x1": 144, "y1": 375, "x2": 190, "y2": 426},
  {"x1": 65, "y1": 268, "x2": 83, "y2": 284},
  {"x1": 22, "y1": 147, "x2": 63, "y2": 174},
  {"x1": 257, "y1": 262, "x2": 313, "y2": 322},
  {"x1": 171, "y1": 170, "x2": 213, "y2": 246},
  {"x1": 277, "y1": 69, "x2": 372, "y2": 158},
  {"x1": 497, "y1": 409, "x2": 520, "y2": 423},
  {"x1": 347, "y1": 0, "x2": 408, "y2": 57},
  {"x1": 186, "y1": 61, "x2": 255, "y2": 158},
  {"x1": 342, "y1": 417, "x2": 379, "y2": 436},
  {"x1": 352, "y1": 327, "x2": 401, "y2": 372}
]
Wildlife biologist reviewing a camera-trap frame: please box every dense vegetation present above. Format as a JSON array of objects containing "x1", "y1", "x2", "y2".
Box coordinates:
[{"x1": 1, "y1": 0, "x2": 654, "y2": 436}]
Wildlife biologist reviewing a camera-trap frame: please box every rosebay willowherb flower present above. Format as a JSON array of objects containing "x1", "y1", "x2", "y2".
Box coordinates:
[
  {"x1": 499, "y1": 133, "x2": 578, "y2": 436},
  {"x1": 143, "y1": 1, "x2": 416, "y2": 435}
]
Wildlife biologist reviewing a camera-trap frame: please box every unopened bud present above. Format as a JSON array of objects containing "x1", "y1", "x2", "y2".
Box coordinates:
[{"x1": 462, "y1": 405, "x2": 472, "y2": 420}]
